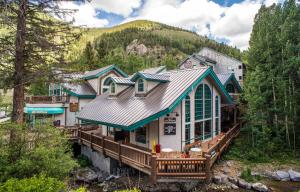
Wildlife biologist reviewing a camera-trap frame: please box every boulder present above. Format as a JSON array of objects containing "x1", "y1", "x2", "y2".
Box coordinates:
[
  {"x1": 213, "y1": 175, "x2": 222, "y2": 184},
  {"x1": 252, "y1": 182, "x2": 269, "y2": 192},
  {"x1": 181, "y1": 181, "x2": 199, "y2": 192},
  {"x1": 288, "y1": 169, "x2": 300, "y2": 182},
  {"x1": 238, "y1": 179, "x2": 251, "y2": 189},
  {"x1": 275, "y1": 170, "x2": 290, "y2": 181},
  {"x1": 228, "y1": 176, "x2": 238, "y2": 185},
  {"x1": 223, "y1": 167, "x2": 231, "y2": 175},
  {"x1": 231, "y1": 183, "x2": 239, "y2": 190},
  {"x1": 226, "y1": 161, "x2": 233, "y2": 167},
  {"x1": 76, "y1": 167, "x2": 98, "y2": 183}
]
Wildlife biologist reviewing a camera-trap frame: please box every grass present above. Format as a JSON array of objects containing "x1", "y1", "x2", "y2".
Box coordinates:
[{"x1": 240, "y1": 167, "x2": 261, "y2": 182}]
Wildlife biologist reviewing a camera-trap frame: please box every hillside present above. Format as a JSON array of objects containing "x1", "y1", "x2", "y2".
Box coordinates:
[{"x1": 67, "y1": 20, "x2": 243, "y2": 74}]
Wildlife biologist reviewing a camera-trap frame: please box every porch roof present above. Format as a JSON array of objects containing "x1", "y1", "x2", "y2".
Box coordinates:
[
  {"x1": 24, "y1": 107, "x2": 64, "y2": 114},
  {"x1": 217, "y1": 73, "x2": 242, "y2": 92},
  {"x1": 77, "y1": 67, "x2": 233, "y2": 131}
]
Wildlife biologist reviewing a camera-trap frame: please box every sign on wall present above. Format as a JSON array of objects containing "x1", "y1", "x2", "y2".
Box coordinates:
[
  {"x1": 70, "y1": 102, "x2": 79, "y2": 112},
  {"x1": 164, "y1": 117, "x2": 176, "y2": 135}
]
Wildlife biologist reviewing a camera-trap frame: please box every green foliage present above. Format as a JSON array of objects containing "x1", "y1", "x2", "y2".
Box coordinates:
[
  {"x1": 114, "y1": 188, "x2": 141, "y2": 192},
  {"x1": 70, "y1": 186, "x2": 88, "y2": 192},
  {"x1": 240, "y1": 167, "x2": 261, "y2": 182},
  {"x1": 76, "y1": 155, "x2": 92, "y2": 167},
  {"x1": 0, "y1": 175, "x2": 66, "y2": 192},
  {"x1": 243, "y1": 0, "x2": 300, "y2": 157},
  {"x1": 69, "y1": 20, "x2": 242, "y2": 74},
  {"x1": 0, "y1": 123, "x2": 78, "y2": 182}
]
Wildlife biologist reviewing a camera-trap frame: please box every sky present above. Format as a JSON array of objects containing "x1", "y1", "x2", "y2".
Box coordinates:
[{"x1": 58, "y1": 0, "x2": 284, "y2": 51}]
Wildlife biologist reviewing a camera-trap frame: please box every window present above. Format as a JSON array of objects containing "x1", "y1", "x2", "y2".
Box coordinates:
[
  {"x1": 239, "y1": 76, "x2": 242, "y2": 80},
  {"x1": 102, "y1": 78, "x2": 111, "y2": 93},
  {"x1": 195, "y1": 84, "x2": 203, "y2": 120},
  {"x1": 194, "y1": 84, "x2": 212, "y2": 141},
  {"x1": 137, "y1": 79, "x2": 144, "y2": 92},
  {"x1": 185, "y1": 96, "x2": 191, "y2": 143},
  {"x1": 110, "y1": 82, "x2": 116, "y2": 94},
  {"x1": 215, "y1": 96, "x2": 220, "y2": 135},
  {"x1": 238, "y1": 65, "x2": 242, "y2": 69},
  {"x1": 226, "y1": 84, "x2": 235, "y2": 93},
  {"x1": 135, "y1": 126, "x2": 147, "y2": 144},
  {"x1": 204, "y1": 85, "x2": 212, "y2": 118}
]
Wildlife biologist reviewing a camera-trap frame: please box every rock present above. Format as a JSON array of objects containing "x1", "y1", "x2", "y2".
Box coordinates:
[
  {"x1": 220, "y1": 174, "x2": 228, "y2": 183},
  {"x1": 275, "y1": 170, "x2": 290, "y2": 181},
  {"x1": 105, "y1": 175, "x2": 119, "y2": 181},
  {"x1": 252, "y1": 182, "x2": 269, "y2": 192},
  {"x1": 228, "y1": 176, "x2": 238, "y2": 185},
  {"x1": 76, "y1": 167, "x2": 98, "y2": 183},
  {"x1": 226, "y1": 161, "x2": 233, "y2": 167},
  {"x1": 168, "y1": 183, "x2": 180, "y2": 192},
  {"x1": 238, "y1": 179, "x2": 251, "y2": 189},
  {"x1": 213, "y1": 175, "x2": 222, "y2": 184},
  {"x1": 288, "y1": 169, "x2": 300, "y2": 182},
  {"x1": 231, "y1": 183, "x2": 239, "y2": 189},
  {"x1": 126, "y1": 39, "x2": 148, "y2": 55},
  {"x1": 223, "y1": 167, "x2": 231, "y2": 175},
  {"x1": 181, "y1": 181, "x2": 199, "y2": 192}
]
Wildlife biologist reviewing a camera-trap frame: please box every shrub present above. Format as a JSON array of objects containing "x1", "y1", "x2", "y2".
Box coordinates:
[
  {"x1": 240, "y1": 167, "x2": 261, "y2": 182},
  {"x1": 0, "y1": 175, "x2": 66, "y2": 192},
  {"x1": 77, "y1": 155, "x2": 92, "y2": 167}
]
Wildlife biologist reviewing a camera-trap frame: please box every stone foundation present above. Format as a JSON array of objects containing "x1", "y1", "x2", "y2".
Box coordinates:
[{"x1": 81, "y1": 145, "x2": 118, "y2": 174}]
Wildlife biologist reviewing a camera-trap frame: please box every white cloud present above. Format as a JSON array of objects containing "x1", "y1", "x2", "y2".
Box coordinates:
[
  {"x1": 124, "y1": 0, "x2": 282, "y2": 50},
  {"x1": 58, "y1": 2, "x2": 109, "y2": 28},
  {"x1": 91, "y1": 0, "x2": 142, "y2": 17}
]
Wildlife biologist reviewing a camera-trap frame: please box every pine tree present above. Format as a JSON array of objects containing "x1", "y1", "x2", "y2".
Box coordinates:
[{"x1": 0, "y1": 1, "x2": 80, "y2": 124}]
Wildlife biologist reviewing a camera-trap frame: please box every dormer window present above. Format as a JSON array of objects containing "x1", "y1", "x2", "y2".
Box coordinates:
[
  {"x1": 137, "y1": 79, "x2": 144, "y2": 92},
  {"x1": 110, "y1": 82, "x2": 116, "y2": 94}
]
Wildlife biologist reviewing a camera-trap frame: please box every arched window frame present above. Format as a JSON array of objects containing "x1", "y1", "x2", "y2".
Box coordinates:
[
  {"x1": 102, "y1": 77, "x2": 111, "y2": 94},
  {"x1": 226, "y1": 83, "x2": 235, "y2": 93},
  {"x1": 194, "y1": 83, "x2": 212, "y2": 141},
  {"x1": 215, "y1": 95, "x2": 220, "y2": 135},
  {"x1": 137, "y1": 79, "x2": 144, "y2": 93}
]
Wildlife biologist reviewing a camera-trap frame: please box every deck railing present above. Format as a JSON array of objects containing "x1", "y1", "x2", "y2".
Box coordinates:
[
  {"x1": 63, "y1": 122, "x2": 242, "y2": 183},
  {"x1": 25, "y1": 95, "x2": 69, "y2": 104}
]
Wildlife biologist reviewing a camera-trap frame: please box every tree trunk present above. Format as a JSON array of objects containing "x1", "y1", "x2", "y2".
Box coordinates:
[
  {"x1": 271, "y1": 78, "x2": 278, "y2": 131},
  {"x1": 284, "y1": 85, "x2": 291, "y2": 148},
  {"x1": 12, "y1": 0, "x2": 27, "y2": 124}
]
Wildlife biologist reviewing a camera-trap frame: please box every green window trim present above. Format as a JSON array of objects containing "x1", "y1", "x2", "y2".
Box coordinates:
[
  {"x1": 204, "y1": 84, "x2": 212, "y2": 118},
  {"x1": 195, "y1": 84, "x2": 203, "y2": 120},
  {"x1": 226, "y1": 83, "x2": 235, "y2": 93},
  {"x1": 137, "y1": 79, "x2": 144, "y2": 92},
  {"x1": 215, "y1": 95, "x2": 219, "y2": 117},
  {"x1": 185, "y1": 95, "x2": 190, "y2": 123},
  {"x1": 185, "y1": 124, "x2": 191, "y2": 144}
]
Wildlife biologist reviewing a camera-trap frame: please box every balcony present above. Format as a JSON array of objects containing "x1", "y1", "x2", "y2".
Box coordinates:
[{"x1": 25, "y1": 96, "x2": 69, "y2": 104}]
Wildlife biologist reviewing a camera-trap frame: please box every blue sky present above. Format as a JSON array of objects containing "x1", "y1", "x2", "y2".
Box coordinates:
[{"x1": 59, "y1": 0, "x2": 282, "y2": 50}]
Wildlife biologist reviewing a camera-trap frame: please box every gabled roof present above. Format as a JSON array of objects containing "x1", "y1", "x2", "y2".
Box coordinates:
[
  {"x1": 62, "y1": 82, "x2": 96, "y2": 98},
  {"x1": 77, "y1": 67, "x2": 233, "y2": 131},
  {"x1": 108, "y1": 77, "x2": 134, "y2": 85},
  {"x1": 178, "y1": 53, "x2": 217, "y2": 67},
  {"x1": 131, "y1": 72, "x2": 170, "y2": 82},
  {"x1": 199, "y1": 47, "x2": 242, "y2": 64},
  {"x1": 83, "y1": 65, "x2": 128, "y2": 80},
  {"x1": 217, "y1": 73, "x2": 242, "y2": 92},
  {"x1": 140, "y1": 66, "x2": 166, "y2": 74}
]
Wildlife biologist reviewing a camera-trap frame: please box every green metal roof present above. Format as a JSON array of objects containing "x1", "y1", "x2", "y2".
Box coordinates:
[
  {"x1": 78, "y1": 67, "x2": 233, "y2": 131},
  {"x1": 24, "y1": 107, "x2": 64, "y2": 114},
  {"x1": 83, "y1": 65, "x2": 128, "y2": 80}
]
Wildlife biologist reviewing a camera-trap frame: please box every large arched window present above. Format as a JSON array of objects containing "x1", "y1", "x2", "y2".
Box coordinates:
[
  {"x1": 194, "y1": 84, "x2": 212, "y2": 141},
  {"x1": 102, "y1": 78, "x2": 111, "y2": 93},
  {"x1": 137, "y1": 79, "x2": 144, "y2": 92},
  {"x1": 185, "y1": 95, "x2": 191, "y2": 144},
  {"x1": 110, "y1": 82, "x2": 116, "y2": 94},
  {"x1": 226, "y1": 83, "x2": 235, "y2": 93}
]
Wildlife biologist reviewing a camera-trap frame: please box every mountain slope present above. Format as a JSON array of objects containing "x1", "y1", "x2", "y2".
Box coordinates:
[{"x1": 68, "y1": 20, "x2": 242, "y2": 74}]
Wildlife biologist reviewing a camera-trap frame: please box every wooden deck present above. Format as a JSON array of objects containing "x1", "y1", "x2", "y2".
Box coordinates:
[
  {"x1": 25, "y1": 95, "x2": 69, "y2": 104},
  {"x1": 64, "y1": 122, "x2": 242, "y2": 183}
]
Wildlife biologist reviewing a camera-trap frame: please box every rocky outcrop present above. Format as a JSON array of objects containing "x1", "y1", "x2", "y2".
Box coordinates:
[
  {"x1": 288, "y1": 169, "x2": 300, "y2": 182},
  {"x1": 252, "y1": 183, "x2": 269, "y2": 192},
  {"x1": 275, "y1": 170, "x2": 290, "y2": 181},
  {"x1": 238, "y1": 179, "x2": 251, "y2": 189},
  {"x1": 126, "y1": 39, "x2": 148, "y2": 55}
]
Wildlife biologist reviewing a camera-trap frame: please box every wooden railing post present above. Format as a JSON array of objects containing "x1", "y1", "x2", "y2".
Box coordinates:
[
  {"x1": 118, "y1": 142, "x2": 122, "y2": 165},
  {"x1": 78, "y1": 127, "x2": 81, "y2": 143},
  {"x1": 102, "y1": 136, "x2": 106, "y2": 157},
  {"x1": 90, "y1": 132, "x2": 93, "y2": 150},
  {"x1": 205, "y1": 154, "x2": 212, "y2": 182},
  {"x1": 150, "y1": 152, "x2": 157, "y2": 184}
]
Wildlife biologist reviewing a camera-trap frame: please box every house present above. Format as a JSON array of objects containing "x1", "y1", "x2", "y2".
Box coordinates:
[
  {"x1": 24, "y1": 65, "x2": 127, "y2": 127},
  {"x1": 77, "y1": 66, "x2": 234, "y2": 151},
  {"x1": 179, "y1": 47, "x2": 244, "y2": 86}
]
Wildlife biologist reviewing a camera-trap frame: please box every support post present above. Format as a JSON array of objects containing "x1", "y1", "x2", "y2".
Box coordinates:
[
  {"x1": 102, "y1": 136, "x2": 106, "y2": 157},
  {"x1": 205, "y1": 154, "x2": 212, "y2": 182},
  {"x1": 118, "y1": 142, "x2": 122, "y2": 166},
  {"x1": 90, "y1": 132, "x2": 94, "y2": 150},
  {"x1": 78, "y1": 127, "x2": 82, "y2": 144},
  {"x1": 234, "y1": 107, "x2": 237, "y2": 125},
  {"x1": 150, "y1": 152, "x2": 157, "y2": 184}
]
